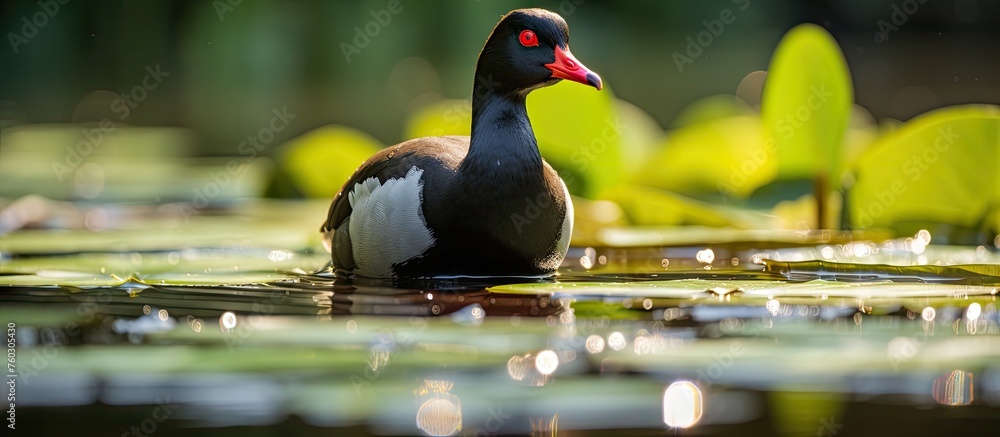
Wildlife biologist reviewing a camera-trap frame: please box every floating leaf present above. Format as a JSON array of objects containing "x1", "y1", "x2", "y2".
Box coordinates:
[
  {"x1": 765, "y1": 260, "x2": 1000, "y2": 284},
  {"x1": 0, "y1": 271, "x2": 124, "y2": 287},
  {"x1": 492, "y1": 278, "x2": 999, "y2": 300},
  {"x1": 490, "y1": 279, "x2": 785, "y2": 298}
]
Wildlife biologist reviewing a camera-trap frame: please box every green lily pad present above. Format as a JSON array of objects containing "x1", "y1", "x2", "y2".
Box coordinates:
[
  {"x1": 140, "y1": 272, "x2": 296, "y2": 286},
  {"x1": 0, "y1": 272, "x2": 124, "y2": 287},
  {"x1": 765, "y1": 260, "x2": 1000, "y2": 285},
  {"x1": 491, "y1": 278, "x2": 999, "y2": 301},
  {"x1": 491, "y1": 279, "x2": 782, "y2": 298}
]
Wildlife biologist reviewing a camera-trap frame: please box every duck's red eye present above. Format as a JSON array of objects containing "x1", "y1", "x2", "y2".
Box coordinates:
[{"x1": 519, "y1": 30, "x2": 538, "y2": 47}]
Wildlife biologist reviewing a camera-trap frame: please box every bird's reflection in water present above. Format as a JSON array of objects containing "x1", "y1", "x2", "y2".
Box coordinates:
[{"x1": 329, "y1": 275, "x2": 564, "y2": 317}]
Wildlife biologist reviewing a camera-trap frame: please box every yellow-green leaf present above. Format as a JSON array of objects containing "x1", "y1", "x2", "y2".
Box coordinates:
[
  {"x1": 280, "y1": 125, "x2": 383, "y2": 198},
  {"x1": 761, "y1": 24, "x2": 853, "y2": 188},
  {"x1": 635, "y1": 116, "x2": 775, "y2": 199},
  {"x1": 849, "y1": 105, "x2": 1000, "y2": 231},
  {"x1": 403, "y1": 99, "x2": 471, "y2": 139},
  {"x1": 529, "y1": 82, "x2": 622, "y2": 198}
]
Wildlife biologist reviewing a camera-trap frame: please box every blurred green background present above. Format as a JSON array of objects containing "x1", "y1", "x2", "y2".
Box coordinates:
[
  {"x1": 4, "y1": 0, "x2": 999, "y2": 147},
  {"x1": 2, "y1": 0, "x2": 1000, "y2": 243}
]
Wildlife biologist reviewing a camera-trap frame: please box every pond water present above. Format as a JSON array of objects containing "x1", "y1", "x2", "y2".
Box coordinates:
[{"x1": 2, "y1": 201, "x2": 999, "y2": 436}]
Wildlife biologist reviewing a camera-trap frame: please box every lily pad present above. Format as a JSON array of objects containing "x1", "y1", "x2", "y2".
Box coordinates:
[
  {"x1": 0, "y1": 272, "x2": 123, "y2": 287},
  {"x1": 765, "y1": 260, "x2": 1000, "y2": 284}
]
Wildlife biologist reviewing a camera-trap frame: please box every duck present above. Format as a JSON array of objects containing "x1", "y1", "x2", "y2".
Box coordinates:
[{"x1": 321, "y1": 8, "x2": 602, "y2": 279}]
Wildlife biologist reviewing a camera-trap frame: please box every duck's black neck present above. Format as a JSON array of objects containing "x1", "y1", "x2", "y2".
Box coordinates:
[{"x1": 464, "y1": 83, "x2": 542, "y2": 172}]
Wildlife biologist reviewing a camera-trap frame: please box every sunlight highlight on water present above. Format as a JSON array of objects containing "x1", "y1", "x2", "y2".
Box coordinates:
[
  {"x1": 663, "y1": 381, "x2": 703, "y2": 428},
  {"x1": 922, "y1": 307, "x2": 936, "y2": 322},
  {"x1": 219, "y1": 311, "x2": 237, "y2": 331},
  {"x1": 696, "y1": 249, "x2": 715, "y2": 265},
  {"x1": 967, "y1": 303, "x2": 982, "y2": 320},
  {"x1": 607, "y1": 332, "x2": 627, "y2": 351},
  {"x1": 933, "y1": 370, "x2": 974, "y2": 406},
  {"x1": 534, "y1": 350, "x2": 559, "y2": 375},
  {"x1": 766, "y1": 299, "x2": 780, "y2": 316},
  {"x1": 585, "y1": 334, "x2": 605, "y2": 354},
  {"x1": 415, "y1": 379, "x2": 462, "y2": 437}
]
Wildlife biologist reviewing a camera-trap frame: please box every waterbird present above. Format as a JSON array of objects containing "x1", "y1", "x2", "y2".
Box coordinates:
[{"x1": 321, "y1": 8, "x2": 602, "y2": 279}]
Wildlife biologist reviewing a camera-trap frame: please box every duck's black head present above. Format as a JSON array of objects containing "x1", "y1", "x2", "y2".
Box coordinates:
[{"x1": 476, "y1": 8, "x2": 602, "y2": 96}]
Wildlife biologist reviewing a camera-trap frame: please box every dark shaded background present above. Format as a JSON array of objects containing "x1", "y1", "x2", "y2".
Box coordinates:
[{"x1": 2, "y1": 0, "x2": 999, "y2": 155}]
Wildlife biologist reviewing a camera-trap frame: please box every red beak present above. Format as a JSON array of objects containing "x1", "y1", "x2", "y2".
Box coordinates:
[{"x1": 545, "y1": 45, "x2": 602, "y2": 90}]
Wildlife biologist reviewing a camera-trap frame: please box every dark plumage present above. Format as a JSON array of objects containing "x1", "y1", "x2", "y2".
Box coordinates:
[{"x1": 321, "y1": 8, "x2": 602, "y2": 279}]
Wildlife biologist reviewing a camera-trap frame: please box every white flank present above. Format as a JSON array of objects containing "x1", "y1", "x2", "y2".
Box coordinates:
[
  {"x1": 556, "y1": 179, "x2": 573, "y2": 260},
  {"x1": 348, "y1": 166, "x2": 435, "y2": 277}
]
